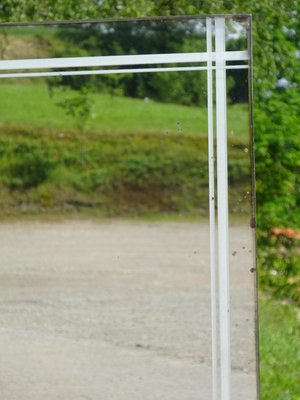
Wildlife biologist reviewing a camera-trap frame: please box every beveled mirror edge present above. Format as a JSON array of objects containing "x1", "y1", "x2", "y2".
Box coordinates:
[
  {"x1": 0, "y1": 14, "x2": 252, "y2": 27},
  {"x1": 247, "y1": 15, "x2": 260, "y2": 400}
]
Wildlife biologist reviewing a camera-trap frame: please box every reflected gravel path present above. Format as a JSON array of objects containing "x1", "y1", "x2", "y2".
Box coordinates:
[{"x1": 0, "y1": 220, "x2": 257, "y2": 400}]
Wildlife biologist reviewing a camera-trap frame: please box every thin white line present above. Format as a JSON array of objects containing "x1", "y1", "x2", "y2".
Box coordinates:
[
  {"x1": 0, "y1": 65, "x2": 248, "y2": 79},
  {"x1": 215, "y1": 17, "x2": 231, "y2": 400},
  {"x1": 207, "y1": 17, "x2": 218, "y2": 400},
  {"x1": 0, "y1": 50, "x2": 249, "y2": 71}
]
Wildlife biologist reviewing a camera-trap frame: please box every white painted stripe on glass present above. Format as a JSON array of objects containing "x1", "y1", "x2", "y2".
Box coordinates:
[
  {"x1": 206, "y1": 17, "x2": 218, "y2": 400},
  {"x1": 0, "y1": 65, "x2": 248, "y2": 79},
  {"x1": 215, "y1": 17, "x2": 231, "y2": 400},
  {"x1": 0, "y1": 50, "x2": 248, "y2": 71}
]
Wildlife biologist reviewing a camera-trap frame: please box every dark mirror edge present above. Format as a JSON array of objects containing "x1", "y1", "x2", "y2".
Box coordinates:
[{"x1": 0, "y1": 14, "x2": 251, "y2": 27}]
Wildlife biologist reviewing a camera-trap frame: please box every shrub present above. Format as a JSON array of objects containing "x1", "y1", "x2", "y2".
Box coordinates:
[
  {"x1": 258, "y1": 228, "x2": 300, "y2": 304},
  {"x1": 6, "y1": 141, "x2": 56, "y2": 190}
]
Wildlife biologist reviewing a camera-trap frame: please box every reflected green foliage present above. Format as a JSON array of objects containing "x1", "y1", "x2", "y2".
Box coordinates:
[
  {"x1": 1, "y1": 140, "x2": 56, "y2": 189},
  {"x1": 1, "y1": 2, "x2": 299, "y2": 295},
  {"x1": 56, "y1": 87, "x2": 94, "y2": 133},
  {"x1": 49, "y1": 22, "x2": 208, "y2": 107},
  {"x1": 0, "y1": 0, "x2": 299, "y2": 292},
  {"x1": 0, "y1": 128, "x2": 248, "y2": 217},
  {"x1": 0, "y1": 80, "x2": 249, "y2": 216}
]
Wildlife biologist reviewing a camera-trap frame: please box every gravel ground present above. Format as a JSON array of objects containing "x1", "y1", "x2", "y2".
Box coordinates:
[{"x1": 0, "y1": 220, "x2": 258, "y2": 400}]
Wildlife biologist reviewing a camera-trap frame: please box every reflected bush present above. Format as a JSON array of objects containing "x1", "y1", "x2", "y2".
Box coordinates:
[{"x1": 3, "y1": 141, "x2": 56, "y2": 190}]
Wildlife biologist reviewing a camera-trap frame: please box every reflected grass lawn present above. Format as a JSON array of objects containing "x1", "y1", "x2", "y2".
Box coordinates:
[{"x1": 0, "y1": 81, "x2": 248, "y2": 137}]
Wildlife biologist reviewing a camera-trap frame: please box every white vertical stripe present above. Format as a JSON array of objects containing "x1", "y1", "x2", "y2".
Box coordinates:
[
  {"x1": 206, "y1": 17, "x2": 218, "y2": 400},
  {"x1": 215, "y1": 17, "x2": 231, "y2": 400}
]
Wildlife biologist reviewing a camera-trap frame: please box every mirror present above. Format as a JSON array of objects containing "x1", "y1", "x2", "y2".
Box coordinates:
[{"x1": 0, "y1": 16, "x2": 258, "y2": 400}]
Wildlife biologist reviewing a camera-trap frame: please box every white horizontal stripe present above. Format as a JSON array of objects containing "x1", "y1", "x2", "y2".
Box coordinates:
[
  {"x1": 0, "y1": 64, "x2": 249, "y2": 79},
  {"x1": 0, "y1": 51, "x2": 248, "y2": 71}
]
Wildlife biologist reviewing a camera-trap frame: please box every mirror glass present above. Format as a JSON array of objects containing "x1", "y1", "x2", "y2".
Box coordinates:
[{"x1": 0, "y1": 16, "x2": 258, "y2": 400}]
